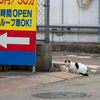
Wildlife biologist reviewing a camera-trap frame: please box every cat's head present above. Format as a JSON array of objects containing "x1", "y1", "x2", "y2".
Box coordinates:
[{"x1": 64, "y1": 59, "x2": 71, "y2": 66}]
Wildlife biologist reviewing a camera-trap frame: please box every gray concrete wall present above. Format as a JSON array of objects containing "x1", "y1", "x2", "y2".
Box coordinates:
[
  {"x1": 52, "y1": 43, "x2": 100, "y2": 53},
  {"x1": 36, "y1": 43, "x2": 52, "y2": 71}
]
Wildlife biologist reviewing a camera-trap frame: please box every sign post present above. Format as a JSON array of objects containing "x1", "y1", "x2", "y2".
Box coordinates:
[{"x1": 0, "y1": 0, "x2": 36, "y2": 68}]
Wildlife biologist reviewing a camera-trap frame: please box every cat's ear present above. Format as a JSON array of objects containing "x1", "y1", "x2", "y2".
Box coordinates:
[
  {"x1": 69, "y1": 59, "x2": 71, "y2": 61},
  {"x1": 64, "y1": 59, "x2": 66, "y2": 61}
]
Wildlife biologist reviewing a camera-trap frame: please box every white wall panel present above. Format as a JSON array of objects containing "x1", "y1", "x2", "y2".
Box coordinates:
[
  {"x1": 63, "y1": 0, "x2": 78, "y2": 25},
  {"x1": 49, "y1": 0, "x2": 99, "y2": 43},
  {"x1": 50, "y1": 0, "x2": 62, "y2": 25},
  {"x1": 60, "y1": 33, "x2": 79, "y2": 42},
  {"x1": 79, "y1": 34, "x2": 98, "y2": 42},
  {"x1": 78, "y1": 0, "x2": 99, "y2": 42},
  {"x1": 79, "y1": 0, "x2": 99, "y2": 25},
  {"x1": 52, "y1": 34, "x2": 60, "y2": 42}
]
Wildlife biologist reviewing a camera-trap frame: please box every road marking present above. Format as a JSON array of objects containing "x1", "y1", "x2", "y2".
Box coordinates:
[
  {"x1": 66, "y1": 55, "x2": 91, "y2": 58},
  {"x1": 75, "y1": 56, "x2": 91, "y2": 58},
  {"x1": 66, "y1": 55, "x2": 77, "y2": 57}
]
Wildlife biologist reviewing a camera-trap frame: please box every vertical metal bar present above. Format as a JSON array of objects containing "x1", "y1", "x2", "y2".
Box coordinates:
[
  {"x1": 99, "y1": 0, "x2": 100, "y2": 43},
  {"x1": 45, "y1": 0, "x2": 47, "y2": 43},
  {"x1": 45, "y1": 0, "x2": 50, "y2": 44},
  {"x1": 32, "y1": 66, "x2": 35, "y2": 74},
  {"x1": 62, "y1": 0, "x2": 64, "y2": 35},
  {"x1": 45, "y1": 0, "x2": 47, "y2": 28}
]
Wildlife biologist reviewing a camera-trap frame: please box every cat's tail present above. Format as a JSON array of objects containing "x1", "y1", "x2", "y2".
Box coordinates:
[
  {"x1": 79, "y1": 73, "x2": 89, "y2": 76},
  {"x1": 80, "y1": 70, "x2": 89, "y2": 76}
]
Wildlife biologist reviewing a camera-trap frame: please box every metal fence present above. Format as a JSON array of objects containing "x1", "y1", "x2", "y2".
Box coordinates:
[
  {"x1": 37, "y1": 0, "x2": 45, "y2": 41},
  {"x1": 37, "y1": 0, "x2": 49, "y2": 44}
]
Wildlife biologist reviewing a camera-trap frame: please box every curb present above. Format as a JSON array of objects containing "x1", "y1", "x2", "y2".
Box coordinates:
[{"x1": 51, "y1": 61, "x2": 100, "y2": 74}]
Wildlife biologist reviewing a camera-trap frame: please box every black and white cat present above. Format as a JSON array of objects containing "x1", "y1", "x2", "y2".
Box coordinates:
[{"x1": 64, "y1": 59, "x2": 89, "y2": 76}]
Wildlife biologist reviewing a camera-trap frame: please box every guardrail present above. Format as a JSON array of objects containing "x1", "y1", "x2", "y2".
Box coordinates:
[{"x1": 37, "y1": 25, "x2": 99, "y2": 35}]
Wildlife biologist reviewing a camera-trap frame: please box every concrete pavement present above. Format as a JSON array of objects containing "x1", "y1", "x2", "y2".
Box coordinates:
[{"x1": 0, "y1": 72, "x2": 83, "y2": 94}]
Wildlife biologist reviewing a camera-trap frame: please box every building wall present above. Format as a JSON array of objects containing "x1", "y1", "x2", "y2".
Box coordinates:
[{"x1": 49, "y1": 0, "x2": 99, "y2": 43}]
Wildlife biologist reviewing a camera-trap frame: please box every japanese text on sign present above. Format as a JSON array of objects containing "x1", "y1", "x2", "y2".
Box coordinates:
[
  {"x1": 0, "y1": 0, "x2": 34, "y2": 5},
  {"x1": 0, "y1": 9, "x2": 32, "y2": 27},
  {"x1": 0, "y1": 0, "x2": 36, "y2": 31}
]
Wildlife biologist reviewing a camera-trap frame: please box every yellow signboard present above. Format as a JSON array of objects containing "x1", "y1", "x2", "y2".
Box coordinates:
[{"x1": 0, "y1": 0, "x2": 36, "y2": 31}]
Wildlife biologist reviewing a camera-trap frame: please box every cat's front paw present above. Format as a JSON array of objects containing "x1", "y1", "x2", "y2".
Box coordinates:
[{"x1": 66, "y1": 67, "x2": 69, "y2": 73}]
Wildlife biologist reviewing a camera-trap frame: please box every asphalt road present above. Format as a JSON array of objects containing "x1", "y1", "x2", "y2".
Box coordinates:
[{"x1": 0, "y1": 74, "x2": 100, "y2": 100}]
